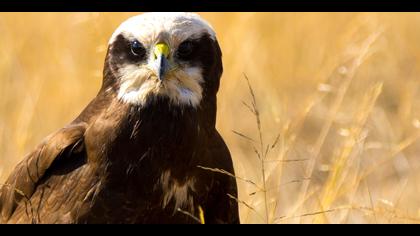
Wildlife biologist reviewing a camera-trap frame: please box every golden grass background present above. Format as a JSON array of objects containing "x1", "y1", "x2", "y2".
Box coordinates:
[{"x1": 1, "y1": 12, "x2": 420, "y2": 223}]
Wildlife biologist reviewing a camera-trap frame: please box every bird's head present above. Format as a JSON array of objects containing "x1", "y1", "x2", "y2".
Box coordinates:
[{"x1": 103, "y1": 12, "x2": 223, "y2": 108}]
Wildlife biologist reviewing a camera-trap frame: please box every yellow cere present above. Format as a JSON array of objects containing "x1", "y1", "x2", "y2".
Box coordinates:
[{"x1": 154, "y1": 43, "x2": 170, "y2": 59}]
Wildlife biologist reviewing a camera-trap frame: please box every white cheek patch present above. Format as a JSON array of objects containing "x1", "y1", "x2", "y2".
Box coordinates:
[
  {"x1": 164, "y1": 67, "x2": 204, "y2": 106},
  {"x1": 117, "y1": 65, "x2": 204, "y2": 107}
]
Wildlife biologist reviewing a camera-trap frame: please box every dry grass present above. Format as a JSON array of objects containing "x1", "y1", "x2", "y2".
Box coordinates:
[{"x1": 1, "y1": 13, "x2": 420, "y2": 224}]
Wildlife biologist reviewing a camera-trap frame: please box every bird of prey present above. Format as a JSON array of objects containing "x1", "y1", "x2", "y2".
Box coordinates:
[{"x1": 0, "y1": 12, "x2": 239, "y2": 224}]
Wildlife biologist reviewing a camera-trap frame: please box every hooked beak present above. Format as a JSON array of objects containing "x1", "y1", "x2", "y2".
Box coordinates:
[{"x1": 153, "y1": 43, "x2": 170, "y2": 81}]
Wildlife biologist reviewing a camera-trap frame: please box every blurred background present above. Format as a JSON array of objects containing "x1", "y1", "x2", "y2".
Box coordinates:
[{"x1": 1, "y1": 13, "x2": 420, "y2": 223}]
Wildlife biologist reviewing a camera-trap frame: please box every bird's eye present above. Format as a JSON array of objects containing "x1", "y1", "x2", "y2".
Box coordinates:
[
  {"x1": 176, "y1": 40, "x2": 195, "y2": 59},
  {"x1": 131, "y1": 40, "x2": 146, "y2": 58}
]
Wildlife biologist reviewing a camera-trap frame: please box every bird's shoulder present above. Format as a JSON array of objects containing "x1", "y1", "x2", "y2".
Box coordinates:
[
  {"x1": 203, "y1": 129, "x2": 233, "y2": 171},
  {"x1": 0, "y1": 121, "x2": 88, "y2": 223},
  {"x1": 197, "y1": 129, "x2": 239, "y2": 224},
  {"x1": 0, "y1": 91, "x2": 116, "y2": 223}
]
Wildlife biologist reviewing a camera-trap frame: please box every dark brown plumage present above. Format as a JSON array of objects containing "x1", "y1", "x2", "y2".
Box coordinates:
[{"x1": 0, "y1": 13, "x2": 239, "y2": 224}]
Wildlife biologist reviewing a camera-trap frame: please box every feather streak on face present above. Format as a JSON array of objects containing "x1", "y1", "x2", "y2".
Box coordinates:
[{"x1": 117, "y1": 64, "x2": 203, "y2": 107}]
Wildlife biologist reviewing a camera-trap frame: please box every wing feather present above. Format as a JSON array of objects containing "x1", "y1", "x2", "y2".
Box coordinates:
[{"x1": 0, "y1": 122, "x2": 87, "y2": 222}]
